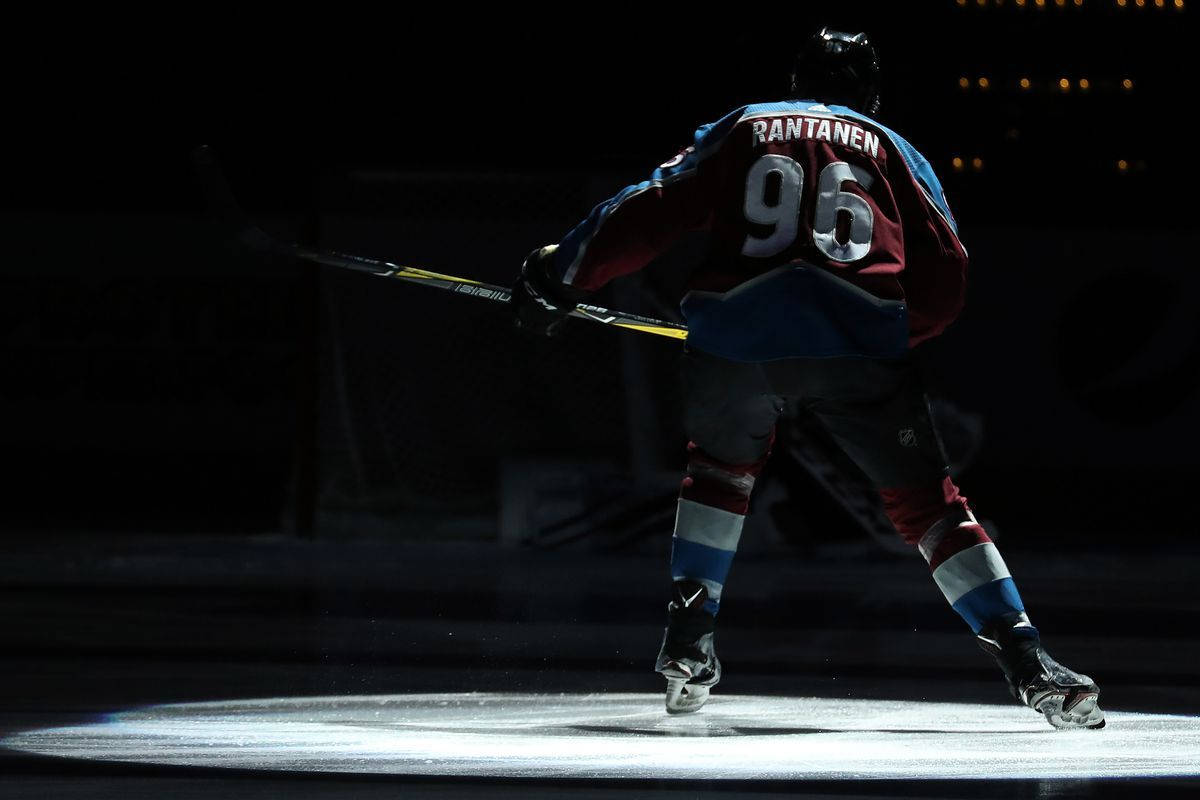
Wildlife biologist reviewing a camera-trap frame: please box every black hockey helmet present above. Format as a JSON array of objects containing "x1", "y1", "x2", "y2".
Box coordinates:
[{"x1": 790, "y1": 28, "x2": 881, "y2": 116}]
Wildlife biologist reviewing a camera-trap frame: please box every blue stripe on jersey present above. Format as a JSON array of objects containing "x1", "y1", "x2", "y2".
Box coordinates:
[
  {"x1": 554, "y1": 106, "x2": 748, "y2": 284},
  {"x1": 950, "y1": 577, "x2": 1027, "y2": 634},
  {"x1": 670, "y1": 536, "x2": 737, "y2": 590},
  {"x1": 681, "y1": 266, "x2": 909, "y2": 362}
]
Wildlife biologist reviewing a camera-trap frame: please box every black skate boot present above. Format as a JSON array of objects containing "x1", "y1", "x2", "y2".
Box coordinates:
[
  {"x1": 655, "y1": 580, "x2": 721, "y2": 714},
  {"x1": 976, "y1": 617, "x2": 1105, "y2": 730}
]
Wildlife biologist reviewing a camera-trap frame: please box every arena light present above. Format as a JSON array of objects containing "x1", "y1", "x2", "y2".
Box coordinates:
[
  {"x1": 1059, "y1": 77, "x2": 1071, "y2": 91},
  {"x1": 952, "y1": 157, "x2": 965, "y2": 171},
  {"x1": 978, "y1": 77, "x2": 991, "y2": 89},
  {"x1": 959, "y1": 77, "x2": 971, "y2": 89},
  {"x1": 971, "y1": 157, "x2": 984, "y2": 171},
  {"x1": 1122, "y1": 78, "x2": 1135, "y2": 90},
  {"x1": 1019, "y1": 77, "x2": 1032, "y2": 89},
  {"x1": 1079, "y1": 78, "x2": 1091, "y2": 90},
  {"x1": 1117, "y1": 159, "x2": 1130, "y2": 172}
]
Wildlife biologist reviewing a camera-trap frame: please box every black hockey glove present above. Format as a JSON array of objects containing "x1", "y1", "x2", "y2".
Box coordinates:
[{"x1": 510, "y1": 244, "x2": 586, "y2": 337}]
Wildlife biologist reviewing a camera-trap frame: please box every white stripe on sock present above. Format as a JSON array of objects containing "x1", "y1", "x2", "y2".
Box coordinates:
[
  {"x1": 674, "y1": 499, "x2": 745, "y2": 552},
  {"x1": 931, "y1": 542, "x2": 1011, "y2": 605}
]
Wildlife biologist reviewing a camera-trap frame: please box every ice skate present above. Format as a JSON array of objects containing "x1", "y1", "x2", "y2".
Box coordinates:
[
  {"x1": 977, "y1": 618, "x2": 1105, "y2": 730},
  {"x1": 655, "y1": 580, "x2": 721, "y2": 714}
]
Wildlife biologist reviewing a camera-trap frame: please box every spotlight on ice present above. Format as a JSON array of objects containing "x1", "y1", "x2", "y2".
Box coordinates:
[{"x1": 4, "y1": 693, "x2": 1199, "y2": 780}]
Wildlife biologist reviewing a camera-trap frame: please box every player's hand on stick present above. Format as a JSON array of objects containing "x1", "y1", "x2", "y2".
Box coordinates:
[{"x1": 510, "y1": 245, "x2": 585, "y2": 337}]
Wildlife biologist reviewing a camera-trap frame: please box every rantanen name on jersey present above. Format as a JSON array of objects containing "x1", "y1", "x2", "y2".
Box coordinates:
[{"x1": 750, "y1": 115, "x2": 881, "y2": 160}]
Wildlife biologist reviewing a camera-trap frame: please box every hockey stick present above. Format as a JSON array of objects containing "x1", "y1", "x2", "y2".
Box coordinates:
[{"x1": 191, "y1": 146, "x2": 688, "y2": 341}]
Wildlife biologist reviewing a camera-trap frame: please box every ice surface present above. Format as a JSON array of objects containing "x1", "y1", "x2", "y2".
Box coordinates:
[{"x1": 4, "y1": 693, "x2": 1199, "y2": 780}]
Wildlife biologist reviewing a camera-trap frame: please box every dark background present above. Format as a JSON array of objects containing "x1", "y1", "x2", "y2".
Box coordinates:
[{"x1": 3, "y1": 0, "x2": 1196, "y2": 542}]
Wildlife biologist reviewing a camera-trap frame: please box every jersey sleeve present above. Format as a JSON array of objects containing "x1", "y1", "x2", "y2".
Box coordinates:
[
  {"x1": 552, "y1": 107, "x2": 746, "y2": 292},
  {"x1": 887, "y1": 131, "x2": 970, "y2": 344}
]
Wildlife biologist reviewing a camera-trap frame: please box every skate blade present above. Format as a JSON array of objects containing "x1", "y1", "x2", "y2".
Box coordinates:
[
  {"x1": 1036, "y1": 691, "x2": 1106, "y2": 730},
  {"x1": 664, "y1": 676, "x2": 710, "y2": 715}
]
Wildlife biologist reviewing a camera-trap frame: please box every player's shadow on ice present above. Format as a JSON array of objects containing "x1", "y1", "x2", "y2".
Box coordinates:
[{"x1": 569, "y1": 724, "x2": 1028, "y2": 737}]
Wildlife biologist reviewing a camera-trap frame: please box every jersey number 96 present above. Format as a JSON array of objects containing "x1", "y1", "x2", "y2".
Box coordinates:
[{"x1": 741, "y1": 155, "x2": 875, "y2": 264}]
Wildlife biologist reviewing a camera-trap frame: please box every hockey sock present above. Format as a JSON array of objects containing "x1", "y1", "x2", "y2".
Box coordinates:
[
  {"x1": 880, "y1": 477, "x2": 1031, "y2": 634},
  {"x1": 669, "y1": 443, "x2": 766, "y2": 615}
]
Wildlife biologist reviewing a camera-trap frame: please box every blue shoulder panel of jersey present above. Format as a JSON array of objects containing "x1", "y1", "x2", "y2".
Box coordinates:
[
  {"x1": 554, "y1": 105, "x2": 749, "y2": 283},
  {"x1": 824, "y1": 103, "x2": 959, "y2": 235}
]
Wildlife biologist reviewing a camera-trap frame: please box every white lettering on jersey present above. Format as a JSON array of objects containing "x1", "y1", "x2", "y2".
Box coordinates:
[
  {"x1": 863, "y1": 130, "x2": 880, "y2": 159},
  {"x1": 752, "y1": 120, "x2": 768, "y2": 144},
  {"x1": 747, "y1": 114, "x2": 882, "y2": 161}
]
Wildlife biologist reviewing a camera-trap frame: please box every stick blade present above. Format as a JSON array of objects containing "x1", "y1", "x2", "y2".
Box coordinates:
[{"x1": 190, "y1": 145, "x2": 286, "y2": 255}]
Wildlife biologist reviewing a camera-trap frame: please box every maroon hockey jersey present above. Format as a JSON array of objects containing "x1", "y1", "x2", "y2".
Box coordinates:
[{"x1": 552, "y1": 100, "x2": 967, "y2": 361}]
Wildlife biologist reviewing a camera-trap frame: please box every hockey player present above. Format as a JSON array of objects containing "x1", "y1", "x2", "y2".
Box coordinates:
[{"x1": 511, "y1": 29, "x2": 1103, "y2": 729}]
